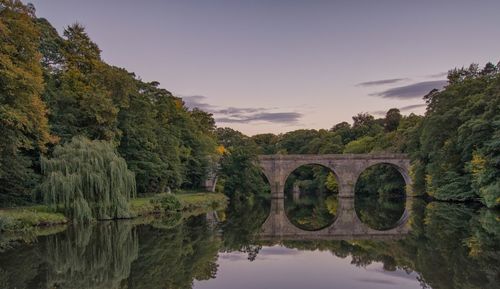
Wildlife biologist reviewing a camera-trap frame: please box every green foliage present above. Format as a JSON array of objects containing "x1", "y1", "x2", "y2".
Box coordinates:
[
  {"x1": 40, "y1": 136, "x2": 136, "y2": 223},
  {"x1": 414, "y1": 63, "x2": 500, "y2": 206},
  {"x1": 343, "y1": 136, "x2": 375, "y2": 153},
  {"x1": 117, "y1": 82, "x2": 217, "y2": 194},
  {"x1": 216, "y1": 128, "x2": 270, "y2": 197},
  {"x1": 354, "y1": 164, "x2": 406, "y2": 230},
  {"x1": 352, "y1": 113, "x2": 383, "y2": 138},
  {"x1": 384, "y1": 108, "x2": 402, "y2": 132},
  {"x1": 0, "y1": 207, "x2": 66, "y2": 232},
  {"x1": 276, "y1": 129, "x2": 344, "y2": 154},
  {"x1": 129, "y1": 193, "x2": 227, "y2": 218},
  {"x1": 0, "y1": 0, "x2": 51, "y2": 205},
  {"x1": 284, "y1": 165, "x2": 338, "y2": 230},
  {"x1": 0, "y1": 0, "x2": 498, "y2": 212},
  {"x1": 251, "y1": 133, "x2": 280, "y2": 154},
  {"x1": 177, "y1": 192, "x2": 228, "y2": 213},
  {"x1": 152, "y1": 194, "x2": 182, "y2": 213},
  {"x1": 32, "y1": 9, "x2": 218, "y2": 196},
  {"x1": 325, "y1": 172, "x2": 339, "y2": 192}
]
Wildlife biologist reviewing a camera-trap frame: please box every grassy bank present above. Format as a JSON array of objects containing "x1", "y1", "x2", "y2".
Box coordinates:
[
  {"x1": 130, "y1": 192, "x2": 228, "y2": 217},
  {"x1": 0, "y1": 192, "x2": 227, "y2": 233},
  {"x1": 0, "y1": 206, "x2": 68, "y2": 232}
]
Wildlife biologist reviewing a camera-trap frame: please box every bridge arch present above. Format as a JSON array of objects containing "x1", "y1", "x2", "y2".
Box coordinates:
[
  {"x1": 352, "y1": 160, "x2": 413, "y2": 196},
  {"x1": 282, "y1": 161, "x2": 340, "y2": 188},
  {"x1": 353, "y1": 162, "x2": 409, "y2": 231}
]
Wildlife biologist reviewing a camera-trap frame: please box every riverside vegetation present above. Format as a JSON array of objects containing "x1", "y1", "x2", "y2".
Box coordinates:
[
  {"x1": 0, "y1": 0, "x2": 499, "y2": 245},
  {"x1": 0, "y1": 2, "x2": 499, "y2": 289}
]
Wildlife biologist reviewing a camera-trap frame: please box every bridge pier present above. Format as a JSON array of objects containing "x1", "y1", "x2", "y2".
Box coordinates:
[{"x1": 270, "y1": 180, "x2": 285, "y2": 199}]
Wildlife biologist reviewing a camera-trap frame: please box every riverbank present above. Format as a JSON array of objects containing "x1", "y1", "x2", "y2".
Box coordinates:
[
  {"x1": 0, "y1": 192, "x2": 227, "y2": 234},
  {"x1": 130, "y1": 192, "x2": 228, "y2": 217}
]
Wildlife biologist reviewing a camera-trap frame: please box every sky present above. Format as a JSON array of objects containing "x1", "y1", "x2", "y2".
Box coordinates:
[{"x1": 27, "y1": 0, "x2": 500, "y2": 135}]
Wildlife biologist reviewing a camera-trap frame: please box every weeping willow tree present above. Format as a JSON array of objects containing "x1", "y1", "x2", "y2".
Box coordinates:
[{"x1": 40, "y1": 136, "x2": 136, "y2": 222}]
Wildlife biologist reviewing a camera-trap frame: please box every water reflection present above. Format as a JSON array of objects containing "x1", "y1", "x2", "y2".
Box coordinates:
[
  {"x1": 126, "y1": 217, "x2": 220, "y2": 289},
  {"x1": 262, "y1": 197, "x2": 410, "y2": 240},
  {"x1": 0, "y1": 200, "x2": 498, "y2": 289},
  {"x1": 284, "y1": 165, "x2": 339, "y2": 230},
  {"x1": 43, "y1": 222, "x2": 138, "y2": 289}
]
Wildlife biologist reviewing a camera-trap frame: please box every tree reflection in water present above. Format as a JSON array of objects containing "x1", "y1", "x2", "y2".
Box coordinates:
[
  {"x1": 0, "y1": 200, "x2": 498, "y2": 289},
  {"x1": 43, "y1": 221, "x2": 138, "y2": 289},
  {"x1": 126, "y1": 216, "x2": 220, "y2": 289}
]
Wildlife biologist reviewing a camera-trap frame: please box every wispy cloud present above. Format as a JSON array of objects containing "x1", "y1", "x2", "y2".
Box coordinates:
[
  {"x1": 371, "y1": 103, "x2": 426, "y2": 116},
  {"x1": 216, "y1": 112, "x2": 302, "y2": 124},
  {"x1": 182, "y1": 95, "x2": 302, "y2": 124},
  {"x1": 356, "y1": 78, "x2": 407, "y2": 87},
  {"x1": 399, "y1": 103, "x2": 426, "y2": 111},
  {"x1": 427, "y1": 72, "x2": 448, "y2": 78},
  {"x1": 182, "y1": 95, "x2": 215, "y2": 111},
  {"x1": 371, "y1": 80, "x2": 447, "y2": 99}
]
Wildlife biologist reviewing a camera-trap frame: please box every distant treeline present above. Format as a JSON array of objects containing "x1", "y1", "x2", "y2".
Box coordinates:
[
  {"x1": 0, "y1": 1, "x2": 498, "y2": 208},
  {"x1": 246, "y1": 64, "x2": 500, "y2": 208}
]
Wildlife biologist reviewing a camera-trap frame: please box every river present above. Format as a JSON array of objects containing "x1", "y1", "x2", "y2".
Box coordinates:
[{"x1": 0, "y1": 194, "x2": 498, "y2": 289}]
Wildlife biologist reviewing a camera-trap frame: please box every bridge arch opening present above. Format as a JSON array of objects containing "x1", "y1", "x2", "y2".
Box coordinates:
[
  {"x1": 354, "y1": 163, "x2": 407, "y2": 231},
  {"x1": 284, "y1": 164, "x2": 339, "y2": 231}
]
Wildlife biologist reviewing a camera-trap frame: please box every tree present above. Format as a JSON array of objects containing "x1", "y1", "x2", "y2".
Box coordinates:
[
  {"x1": 43, "y1": 23, "x2": 125, "y2": 142},
  {"x1": 330, "y1": 121, "x2": 355, "y2": 144},
  {"x1": 352, "y1": 113, "x2": 383, "y2": 138},
  {"x1": 384, "y1": 108, "x2": 402, "y2": 132},
  {"x1": 343, "y1": 136, "x2": 375, "y2": 153},
  {"x1": 216, "y1": 128, "x2": 268, "y2": 197},
  {"x1": 416, "y1": 62, "x2": 500, "y2": 206},
  {"x1": 40, "y1": 136, "x2": 136, "y2": 222},
  {"x1": 251, "y1": 133, "x2": 279, "y2": 154},
  {"x1": 0, "y1": 0, "x2": 52, "y2": 205}
]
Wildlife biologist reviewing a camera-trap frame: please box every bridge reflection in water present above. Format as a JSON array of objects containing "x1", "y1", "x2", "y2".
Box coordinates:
[{"x1": 259, "y1": 197, "x2": 413, "y2": 241}]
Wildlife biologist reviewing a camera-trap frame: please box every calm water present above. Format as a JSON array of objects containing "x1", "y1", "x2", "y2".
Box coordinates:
[{"x1": 0, "y1": 196, "x2": 499, "y2": 289}]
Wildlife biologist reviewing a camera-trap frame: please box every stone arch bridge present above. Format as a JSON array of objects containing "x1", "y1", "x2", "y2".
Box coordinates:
[
  {"x1": 258, "y1": 153, "x2": 412, "y2": 198},
  {"x1": 258, "y1": 153, "x2": 413, "y2": 239},
  {"x1": 204, "y1": 153, "x2": 414, "y2": 238}
]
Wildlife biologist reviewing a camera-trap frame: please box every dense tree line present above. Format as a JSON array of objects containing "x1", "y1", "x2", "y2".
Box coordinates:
[
  {"x1": 0, "y1": 1, "x2": 217, "y2": 206},
  {"x1": 245, "y1": 65, "x2": 500, "y2": 208},
  {"x1": 1, "y1": 1, "x2": 498, "y2": 210},
  {"x1": 413, "y1": 64, "x2": 500, "y2": 207}
]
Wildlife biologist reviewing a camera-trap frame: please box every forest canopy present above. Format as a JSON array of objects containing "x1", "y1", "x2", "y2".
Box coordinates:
[{"x1": 0, "y1": 0, "x2": 218, "y2": 206}]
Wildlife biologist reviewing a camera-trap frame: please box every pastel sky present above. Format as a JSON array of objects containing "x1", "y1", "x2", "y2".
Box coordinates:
[{"x1": 27, "y1": 0, "x2": 500, "y2": 135}]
